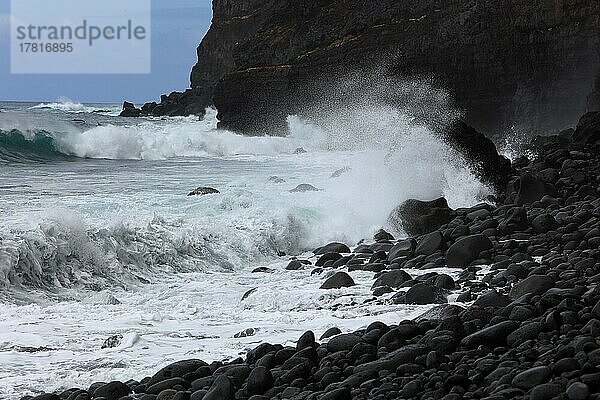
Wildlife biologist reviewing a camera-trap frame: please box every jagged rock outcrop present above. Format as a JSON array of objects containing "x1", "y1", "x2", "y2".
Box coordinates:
[
  {"x1": 120, "y1": 89, "x2": 209, "y2": 118},
  {"x1": 200, "y1": 0, "x2": 600, "y2": 136}
]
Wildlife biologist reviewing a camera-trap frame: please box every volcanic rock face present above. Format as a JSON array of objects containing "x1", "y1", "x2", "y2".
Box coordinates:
[{"x1": 195, "y1": 0, "x2": 600, "y2": 136}]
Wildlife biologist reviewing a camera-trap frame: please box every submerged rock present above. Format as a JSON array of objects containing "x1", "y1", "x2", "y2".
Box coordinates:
[
  {"x1": 268, "y1": 176, "x2": 286, "y2": 183},
  {"x1": 290, "y1": 184, "x2": 320, "y2": 192},
  {"x1": 251, "y1": 267, "x2": 273, "y2": 273},
  {"x1": 241, "y1": 288, "x2": 258, "y2": 301},
  {"x1": 234, "y1": 328, "x2": 258, "y2": 338},
  {"x1": 188, "y1": 187, "x2": 220, "y2": 196},
  {"x1": 293, "y1": 147, "x2": 307, "y2": 154},
  {"x1": 331, "y1": 166, "x2": 351, "y2": 178},
  {"x1": 101, "y1": 334, "x2": 123, "y2": 349}
]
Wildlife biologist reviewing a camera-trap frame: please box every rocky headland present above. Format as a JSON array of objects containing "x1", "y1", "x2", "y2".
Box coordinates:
[
  {"x1": 123, "y1": 0, "x2": 599, "y2": 140},
  {"x1": 27, "y1": 109, "x2": 600, "y2": 399}
]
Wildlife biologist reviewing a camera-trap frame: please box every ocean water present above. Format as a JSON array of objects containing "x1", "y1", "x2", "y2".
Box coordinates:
[{"x1": 0, "y1": 99, "x2": 490, "y2": 398}]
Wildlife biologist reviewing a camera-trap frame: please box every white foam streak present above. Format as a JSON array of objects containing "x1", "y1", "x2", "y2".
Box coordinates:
[
  {"x1": 50, "y1": 110, "x2": 312, "y2": 160},
  {"x1": 29, "y1": 97, "x2": 117, "y2": 114}
]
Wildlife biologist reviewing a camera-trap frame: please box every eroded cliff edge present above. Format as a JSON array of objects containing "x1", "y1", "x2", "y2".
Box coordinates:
[{"x1": 182, "y1": 0, "x2": 600, "y2": 137}]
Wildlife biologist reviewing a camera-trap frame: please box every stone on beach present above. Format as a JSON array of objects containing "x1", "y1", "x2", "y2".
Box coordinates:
[
  {"x1": 388, "y1": 197, "x2": 454, "y2": 236},
  {"x1": 320, "y1": 272, "x2": 355, "y2": 289}
]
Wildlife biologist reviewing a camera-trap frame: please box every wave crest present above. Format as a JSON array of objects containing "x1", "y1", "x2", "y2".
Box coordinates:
[{"x1": 0, "y1": 206, "x2": 309, "y2": 292}]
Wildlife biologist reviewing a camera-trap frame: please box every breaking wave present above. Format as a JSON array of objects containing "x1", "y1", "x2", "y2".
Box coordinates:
[
  {"x1": 0, "y1": 109, "x2": 318, "y2": 162},
  {"x1": 1, "y1": 83, "x2": 493, "y2": 294},
  {"x1": 28, "y1": 98, "x2": 118, "y2": 114}
]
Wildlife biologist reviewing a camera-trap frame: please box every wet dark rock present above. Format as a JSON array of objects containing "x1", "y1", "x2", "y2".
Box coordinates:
[
  {"x1": 252, "y1": 267, "x2": 273, "y2": 273},
  {"x1": 234, "y1": 328, "x2": 257, "y2": 338},
  {"x1": 572, "y1": 112, "x2": 600, "y2": 145},
  {"x1": 319, "y1": 387, "x2": 351, "y2": 400},
  {"x1": 290, "y1": 184, "x2": 320, "y2": 192},
  {"x1": 371, "y1": 270, "x2": 411, "y2": 289},
  {"x1": 268, "y1": 176, "x2": 286, "y2": 183},
  {"x1": 320, "y1": 327, "x2": 341, "y2": 340},
  {"x1": 433, "y1": 274, "x2": 456, "y2": 290},
  {"x1": 101, "y1": 334, "x2": 123, "y2": 349},
  {"x1": 509, "y1": 275, "x2": 554, "y2": 300},
  {"x1": 331, "y1": 166, "x2": 351, "y2": 178},
  {"x1": 293, "y1": 147, "x2": 307, "y2": 154},
  {"x1": 512, "y1": 366, "x2": 551, "y2": 390},
  {"x1": 506, "y1": 321, "x2": 544, "y2": 347},
  {"x1": 417, "y1": 305, "x2": 464, "y2": 322},
  {"x1": 202, "y1": 375, "x2": 234, "y2": 400},
  {"x1": 566, "y1": 382, "x2": 590, "y2": 400},
  {"x1": 187, "y1": 187, "x2": 220, "y2": 197},
  {"x1": 473, "y1": 290, "x2": 510, "y2": 308},
  {"x1": 354, "y1": 345, "x2": 429, "y2": 375},
  {"x1": 119, "y1": 101, "x2": 142, "y2": 117},
  {"x1": 531, "y1": 214, "x2": 558, "y2": 233},
  {"x1": 529, "y1": 383, "x2": 562, "y2": 400},
  {"x1": 405, "y1": 283, "x2": 448, "y2": 305},
  {"x1": 241, "y1": 288, "x2": 258, "y2": 301},
  {"x1": 247, "y1": 367, "x2": 273, "y2": 395},
  {"x1": 285, "y1": 260, "x2": 303, "y2": 270},
  {"x1": 296, "y1": 331, "x2": 315, "y2": 351},
  {"x1": 93, "y1": 382, "x2": 131, "y2": 400},
  {"x1": 374, "y1": 229, "x2": 394, "y2": 241},
  {"x1": 415, "y1": 231, "x2": 445, "y2": 256},
  {"x1": 314, "y1": 242, "x2": 351, "y2": 255},
  {"x1": 456, "y1": 291, "x2": 472, "y2": 302},
  {"x1": 442, "y1": 121, "x2": 512, "y2": 190},
  {"x1": 498, "y1": 206, "x2": 528, "y2": 233},
  {"x1": 460, "y1": 321, "x2": 518, "y2": 348},
  {"x1": 389, "y1": 198, "x2": 454, "y2": 236},
  {"x1": 146, "y1": 378, "x2": 187, "y2": 395},
  {"x1": 332, "y1": 255, "x2": 352, "y2": 268},
  {"x1": 387, "y1": 239, "x2": 416, "y2": 261},
  {"x1": 148, "y1": 360, "x2": 208, "y2": 387},
  {"x1": 515, "y1": 173, "x2": 552, "y2": 205},
  {"x1": 320, "y1": 272, "x2": 355, "y2": 289},
  {"x1": 326, "y1": 334, "x2": 362, "y2": 352},
  {"x1": 446, "y1": 235, "x2": 493, "y2": 267},
  {"x1": 30, "y1": 395, "x2": 61, "y2": 400},
  {"x1": 316, "y1": 253, "x2": 343, "y2": 267}
]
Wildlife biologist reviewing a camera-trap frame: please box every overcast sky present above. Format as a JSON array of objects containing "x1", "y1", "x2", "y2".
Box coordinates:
[{"x1": 0, "y1": 0, "x2": 213, "y2": 103}]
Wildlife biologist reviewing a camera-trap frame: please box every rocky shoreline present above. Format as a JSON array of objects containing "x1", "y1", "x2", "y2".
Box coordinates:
[{"x1": 24, "y1": 111, "x2": 600, "y2": 400}]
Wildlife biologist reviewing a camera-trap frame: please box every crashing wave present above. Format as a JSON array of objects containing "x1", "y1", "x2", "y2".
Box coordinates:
[{"x1": 28, "y1": 98, "x2": 117, "y2": 114}]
